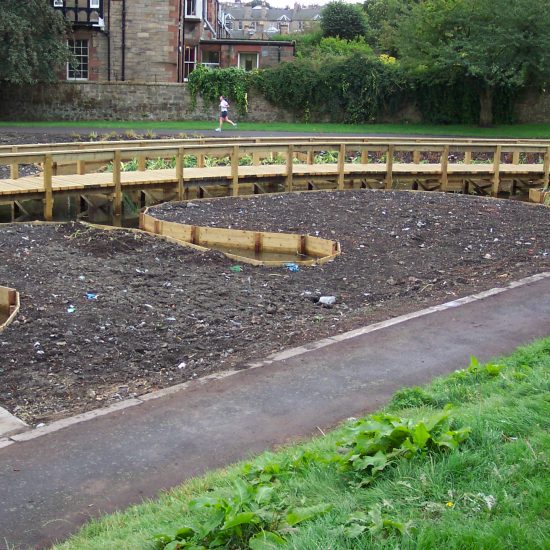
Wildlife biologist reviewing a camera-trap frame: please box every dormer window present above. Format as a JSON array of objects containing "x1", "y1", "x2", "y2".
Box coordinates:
[
  {"x1": 53, "y1": 0, "x2": 63, "y2": 6},
  {"x1": 90, "y1": 0, "x2": 100, "y2": 8},
  {"x1": 278, "y1": 15, "x2": 291, "y2": 21}
]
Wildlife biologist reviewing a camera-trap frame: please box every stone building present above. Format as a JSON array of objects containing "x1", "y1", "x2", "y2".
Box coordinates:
[
  {"x1": 219, "y1": 2, "x2": 321, "y2": 40},
  {"x1": 50, "y1": 0, "x2": 294, "y2": 82}
]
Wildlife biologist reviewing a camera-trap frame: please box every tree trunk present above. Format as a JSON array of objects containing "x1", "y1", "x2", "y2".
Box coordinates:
[{"x1": 479, "y1": 87, "x2": 494, "y2": 127}]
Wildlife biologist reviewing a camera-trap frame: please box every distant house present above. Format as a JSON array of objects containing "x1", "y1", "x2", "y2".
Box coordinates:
[
  {"x1": 50, "y1": 0, "x2": 294, "y2": 82},
  {"x1": 219, "y1": 1, "x2": 321, "y2": 40}
]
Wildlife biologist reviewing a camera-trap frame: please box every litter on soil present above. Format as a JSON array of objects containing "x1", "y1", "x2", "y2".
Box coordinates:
[{"x1": 1, "y1": 188, "x2": 548, "y2": 425}]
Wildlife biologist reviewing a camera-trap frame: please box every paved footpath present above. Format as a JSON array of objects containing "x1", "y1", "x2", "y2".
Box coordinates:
[{"x1": 1, "y1": 273, "x2": 550, "y2": 549}]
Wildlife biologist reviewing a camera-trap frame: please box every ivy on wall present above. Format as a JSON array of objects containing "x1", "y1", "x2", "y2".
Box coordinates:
[{"x1": 188, "y1": 59, "x2": 516, "y2": 125}]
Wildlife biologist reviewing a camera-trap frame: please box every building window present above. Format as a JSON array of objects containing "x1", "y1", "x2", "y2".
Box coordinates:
[
  {"x1": 90, "y1": 0, "x2": 100, "y2": 8},
  {"x1": 184, "y1": 45, "x2": 197, "y2": 79},
  {"x1": 238, "y1": 52, "x2": 259, "y2": 71},
  {"x1": 185, "y1": 0, "x2": 201, "y2": 17},
  {"x1": 202, "y1": 50, "x2": 220, "y2": 69},
  {"x1": 238, "y1": 21, "x2": 243, "y2": 30},
  {"x1": 67, "y1": 40, "x2": 89, "y2": 80},
  {"x1": 53, "y1": 0, "x2": 63, "y2": 6}
]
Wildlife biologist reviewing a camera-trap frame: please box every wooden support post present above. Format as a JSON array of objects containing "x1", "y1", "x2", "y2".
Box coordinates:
[
  {"x1": 337, "y1": 143, "x2": 345, "y2": 190},
  {"x1": 112, "y1": 150, "x2": 122, "y2": 226},
  {"x1": 253, "y1": 139, "x2": 261, "y2": 165},
  {"x1": 512, "y1": 150, "x2": 520, "y2": 166},
  {"x1": 198, "y1": 154, "x2": 205, "y2": 168},
  {"x1": 384, "y1": 145, "x2": 394, "y2": 190},
  {"x1": 177, "y1": 147, "x2": 184, "y2": 201},
  {"x1": 441, "y1": 145, "x2": 449, "y2": 192},
  {"x1": 464, "y1": 150, "x2": 472, "y2": 164},
  {"x1": 43, "y1": 155, "x2": 53, "y2": 221},
  {"x1": 10, "y1": 146, "x2": 18, "y2": 180},
  {"x1": 76, "y1": 159, "x2": 86, "y2": 175},
  {"x1": 543, "y1": 146, "x2": 550, "y2": 188},
  {"x1": 232, "y1": 145, "x2": 239, "y2": 196},
  {"x1": 138, "y1": 154, "x2": 146, "y2": 171},
  {"x1": 492, "y1": 145, "x2": 502, "y2": 197},
  {"x1": 413, "y1": 149, "x2": 421, "y2": 164},
  {"x1": 361, "y1": 147, "x2": 369, "y2": 164},
  {"x1": 286, "y1": 144, "x2": 294, "y2": 192},
  {"x1": 307, "y1": 147, "x2": 314, "y2": 165}
]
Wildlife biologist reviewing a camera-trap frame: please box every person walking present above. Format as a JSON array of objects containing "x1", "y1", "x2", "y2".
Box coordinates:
[{"x1": 215, "y1": 95, "x2": 237, "y2": 132}]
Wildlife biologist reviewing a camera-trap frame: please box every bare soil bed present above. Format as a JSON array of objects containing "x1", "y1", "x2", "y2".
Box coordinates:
[{"x1": 1, "y1": 189, "x2": 548, "y2": 425}]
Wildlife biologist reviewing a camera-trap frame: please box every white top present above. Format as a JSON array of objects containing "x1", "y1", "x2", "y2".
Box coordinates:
[{"x1": 220, "y1": 99, "x2": 229, "y2": 112}]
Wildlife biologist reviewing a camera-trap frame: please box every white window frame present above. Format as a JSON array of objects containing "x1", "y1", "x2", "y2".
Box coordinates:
[
  {"x1": 90, "y1": 0, "x2": 100, "y2": 8},
  {"x1": 185, "y1": 0, "x2": 203, "y2": 19},
  {"x1": 53, "y1": 0, "x2": 64, "y2": 6},
  {"x1": 67, "y1": 39, "x2": 89, "y2": 81},
  {"x1": 183, "y1": 45, "x2": 197, "y2": 81},
  {"x1": 238, "y1": 52, "x2": 259, "y2": 71}
]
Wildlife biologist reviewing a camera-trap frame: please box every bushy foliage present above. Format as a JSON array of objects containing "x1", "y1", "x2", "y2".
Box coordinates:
[
  {"x1": 256, "y1": 54, "x2": 408, "y2": 123},
  {"x1": 317, "y1": 36, "x2": 374, "y2": 57},
  {"x1": 320, "y1": 1, "x2": 369, "y2": 41},
  {"x1": 395, "y1": 0, "x2": 550, "y2": 125},
  {"x1": 187, "y1": 65, "x2": 252, "y2": 115},
  {"x1": 0, "y1": 0, "x2": 70, "y2": 85}
]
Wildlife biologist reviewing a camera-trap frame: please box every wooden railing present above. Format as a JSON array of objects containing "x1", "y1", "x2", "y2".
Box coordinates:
[{"x1": 1, "y1": 138, "x2": 549, "y2": 222}]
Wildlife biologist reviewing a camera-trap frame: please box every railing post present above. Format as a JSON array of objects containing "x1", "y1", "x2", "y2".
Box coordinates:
[
  {"x1": 232, "y1": 145, "x2": 239, "y2": 196},
  {"x1": 307, "y1": 147, "x2": 314, "y2": 165},
  {"x1": 10, "y1": 146, "x2": 18, "y2": 180},
  {"x1": 112, "y1": 150, "x2": 122, "y2": 226},
  {"x1": 413, "y1": 149, "x2": 421, "y2": 164},
  {"x1": 441, "y1": 145, "x2": 449, "y2": 192},
  {"x1": 76, "y1": 144, "x2": 86, "y2": 174},
  {"x1": 337, "y1": 143, "x2": 345, "y2": 190},
  {"x1": 253, "y1": 139, "x2": 261, "y2": 165},
  {"x1": 286, "y1": 144, "x2": 294, "y2": 192},
  {"x1": 43, "y1": 154, "x2": 53, "y2": 221},
  {"x1": 464, "y1": 149, "x2": 472, "y2": 164},
  {"x1": 177, "y1": 146, "x2": 184, "y2": 201},
  {"x1": 543, "y1": 146, "x2": 550, "y2": 188},
  {"x1": 512, "y1": 150, "x2": 520, "y2": 165},
  {"x1": 384, "y1": 145, "x2": 394, "y2": 190},
  {"x1": 492, "y1": 145, "x2": 501, "y2": 197},
  {"x1": 361, "y1": 146, "x2": 369, "y2": 164}
]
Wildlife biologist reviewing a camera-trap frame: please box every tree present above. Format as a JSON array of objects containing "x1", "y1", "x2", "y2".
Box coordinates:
[
  {"x1": 395, "y1": 0, "x2": 550, "y2": 126},
  {"x1": 320, "y1": 1, "x2": 370, "y2": 41},
  {"x1": 0, "y1": 0, "x2": 70, "y2": 85},
  {"x1": 362, "y1": 0, "x2": 413, "y2": 54}
]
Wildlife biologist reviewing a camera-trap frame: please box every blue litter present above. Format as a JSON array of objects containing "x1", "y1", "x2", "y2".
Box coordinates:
[
  {"x1": 67, "y1": 305, "x2": 76, "y2": 313},
  {"x1": 86, "y1": 292, "x2": 98, "y2": 300},
  {"x1": 285, "y1": 263, "x2": 300, "y2": 272}
]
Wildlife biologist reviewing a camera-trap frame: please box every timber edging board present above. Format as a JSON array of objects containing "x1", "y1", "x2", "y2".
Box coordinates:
[
  {"x1": 140, "y1": 209, "x2": 341, "y2": 267},
  {"x1": 0, "y1": 286, "x2": 19, "y2": 332}
]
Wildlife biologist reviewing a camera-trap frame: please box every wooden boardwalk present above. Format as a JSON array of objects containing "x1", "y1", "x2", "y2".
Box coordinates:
[{"x1": 1, "y1": 138, "x2": 549, "y2": 224}]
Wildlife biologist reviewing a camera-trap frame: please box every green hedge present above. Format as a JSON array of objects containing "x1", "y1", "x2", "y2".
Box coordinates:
[{"x1": 188, "y1": 58, "x2": 517, "y2": 125}]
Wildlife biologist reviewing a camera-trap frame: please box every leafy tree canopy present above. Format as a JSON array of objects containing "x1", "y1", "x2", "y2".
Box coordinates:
[
  {"x1": 395, "y1": 0, "x2": 550, "y2": 125},
  {"x1": 320, "y1": 1, "x2": 369, "y2": 41},
  {"x1": 362, "y1": 0, "x2": 413, "y2": 53},
  {"x1": 0, "y1": 0, "x2": 70, "y2": 85}
]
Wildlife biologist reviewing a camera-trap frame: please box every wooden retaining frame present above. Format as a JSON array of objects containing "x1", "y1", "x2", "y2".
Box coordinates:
[
  {"x1": 0, "y1": 286, "x2": 19, "y2": 331},
  {"x1": 140, "y1": 208, "x2": 340, "y2": 266}
]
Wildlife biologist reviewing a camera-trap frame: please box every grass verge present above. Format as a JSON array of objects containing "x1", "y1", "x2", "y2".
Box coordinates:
[
  {"x1": 54, "y1": 338, "x2": 550, "y2": 549},
  {"x1": 5, "y1": 121, "x2": 550, "y2": 138}
]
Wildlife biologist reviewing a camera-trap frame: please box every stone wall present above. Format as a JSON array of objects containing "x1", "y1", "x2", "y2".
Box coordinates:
[
  {"x1": 0, "y1": 81, "x2": 294, "y2": 123},
  {"x1": 1, "y1": 81, "x2": 548, "y2": 125},
  {"x1": 515, "y1": 89, "x2": 550, "y2": 124}
]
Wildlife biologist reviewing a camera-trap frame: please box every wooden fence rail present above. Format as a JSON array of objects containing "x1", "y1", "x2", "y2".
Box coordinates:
[{"x1": 1, "y1": 138, "x2": 549, "y2": 224}]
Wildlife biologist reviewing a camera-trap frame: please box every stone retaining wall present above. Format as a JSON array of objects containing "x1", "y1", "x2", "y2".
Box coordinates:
[
  {"x1": 0, "y1": 81, "x2": 294, "y2": 123},
  {"x1": 1, "y1": 81, "x2": 548, "y2": 124}
]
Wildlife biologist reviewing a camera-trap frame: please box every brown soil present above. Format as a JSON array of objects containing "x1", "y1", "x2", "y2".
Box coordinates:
[{"x1": 1, "y1": 189, "x2": 549, "y2": 425}]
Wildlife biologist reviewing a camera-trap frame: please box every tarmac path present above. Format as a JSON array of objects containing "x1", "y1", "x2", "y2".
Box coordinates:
[{"x1": 0, "y1": 273, "x2": 549, "y2": 549}]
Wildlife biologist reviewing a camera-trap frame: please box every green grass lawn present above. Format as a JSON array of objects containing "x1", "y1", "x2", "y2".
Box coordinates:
[
  {"x1": 5, "y1": 120, "x2": 550, "y2": 138},
  {"x1": 53, "y1": 337, "x2": 550, "y2": 550}
]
